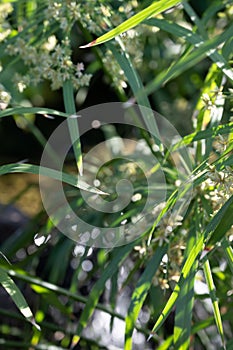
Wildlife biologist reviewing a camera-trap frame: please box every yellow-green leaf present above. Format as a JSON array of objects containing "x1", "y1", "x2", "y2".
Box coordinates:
[{"x1": 80, "y1": 0, "x2": 181, "y2": 48}]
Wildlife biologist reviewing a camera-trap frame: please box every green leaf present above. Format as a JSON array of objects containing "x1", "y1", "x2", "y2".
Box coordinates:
[
  {"x1": 0, "y1": 163, "x2": 108, "y2": 195},
  {"x1": 124, "y1": 245, "x2": 167, "y2": 350},
  {"x1": 0, "y1": 267, "x2": 40, "y2": 330},
  {"x1": 0, "y1": 107, "x2": 68, "y2": 119},
  {"x1": 203, "y1": 260, "x2": 225, "y2": 349},
  {"x1": 63, "y1": 80, "x2": 83, "y2": 176},
  {"x1": 221, "y1": 238, "x2": 233, "y2": 274},
  {"x1": 46, "y1": 238, "x2": 74, "y2": 284},
  {"x1": 207, "y1": 195, "x2": 233, "y2": 246},
  {"x1": 0, "y1": 264, "x2": 139, "y2": 328},
  {"x1": 80, "y1": 0, "x2": 181, "y2": 48},
  {"x1": 108, "y1": 42, "x2": 161, "y2": 147},
  {"x1": 156, "y1": 336, "x2": 173, "y2": 350},
  {"x1": 149, "y1": 236, "x2": 204, "y2": 339},
  {"x1": 149, "y1": 195, "x2": 233, "y2": 338},
  {"x1": 110, "y1": 270, "x2": 119, "y2": 332},
  {"x1": 183, "y1": 2, "x2": 233, "y2": 82},
  {"x1": 76, "y1": 241, "x2": 138, "y2": 340},
  {"x1": 171, "y1": 122, "x2": 233, "y2": 151},
  {"x1": 201, "y1": 0, "x2": 228, "y2": 26},
  {"x1": 31, "y1": 284, "x2": 71, "y2": 317},
  {"x1": 173, "y1": 230, "x2": 197, "y2": 350},
  {"x1": 143, "y1": 19, "x2": 233, "y2": 95}
]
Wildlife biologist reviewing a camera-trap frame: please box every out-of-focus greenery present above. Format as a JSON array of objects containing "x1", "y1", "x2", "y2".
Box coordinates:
[{"x1": 0, "y1": 0, "x2": 233, "y2": 349}]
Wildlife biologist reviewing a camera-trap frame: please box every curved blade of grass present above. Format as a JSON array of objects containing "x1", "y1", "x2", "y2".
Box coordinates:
[
  {"x1": 143, "y1": 20, "x2": 233, "y2": 96},
  {"x1": 156, "y1": 336, "x2": 173, "y2": 350},
  {"x1": 0, "y1": 266, "x2": 40, "y2": 330},
  {"x1": 201, "y1": 0, "x2": 230, "y2": 26},
  {"x1": 222, "y1": 37, "x2": 233, "y2": 60},
  {"x1": 182, "y1": 2, "x2": 233, "y2": 82},
  {"x1": 0, "y1": 163, "x2": 108, "y2": 195},
  {"x1": 75, "y1": 241, "x2": 138, "y2": 342},
  {"x1": 173, "y1": 229, "x2": 197, "y2": 350},
  {"x1": 149, "y1": 18, "x2": 232, "y2": 85},
  {"x1": 221, "y1": 238, "x2": 233, "y2": 274},
  {"x1": 145, "y1": 17, "x2": 204, "y2": 46},
  {"x1": 30, "y1": 284, "x2": 72, "y2": 317},
  {"x1": 46, "y1": 238, "x2": 74, "y2": 284},
  {"x1": 203, "y1": 260, "x2": 225, "y2": 349},
  {"x1": 80, "y1": 0, "x2": 181, "y2": 48},
  {"x1": 0, "y1": 265, "x2": 150, "y2": 340},
  {"x1": 108, "y1": 42, "x2": 161, "y2": 148},
  {"x1": 204, "y1": 196, "x2": 233, "y2": 244},
  {"x1": 207, "y1": 195, "x2": 233, "y2": 246},
  {"x1": 125, "y1": 245, "x2": 167, "y2": 350},
  {"x1": 171, "y1": 122, "x2": 233, "y2": 151},
  {"x1": 0, "y1": 264, "x2": 126, "y2": 325},
  {"x1": 148, "y1": 236, "x2": 204, "y2": 340},
  {"x1": 110, "y1": 270, "x2": 119, "y2": 332},
  {"x1": 63, "y1": 80, "x2": 83, "y2": 176},
  {"x1": 149, "y1": 195, "x2": 233, "y2": 338},
  {"x1": 0, "y1": 107, "x2": 69, "y2": 119}
]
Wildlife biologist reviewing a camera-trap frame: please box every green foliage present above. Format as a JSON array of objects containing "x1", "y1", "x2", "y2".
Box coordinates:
[{"x1": 0, "y1": 0, "x2": 233, "y2": 349}]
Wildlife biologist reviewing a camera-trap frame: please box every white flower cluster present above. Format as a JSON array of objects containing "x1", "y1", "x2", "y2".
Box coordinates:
[
  {"x1": 153, "y1": 242, "x2": 185, "y2": 290},
  {"x1": 46, "y1": 1, "x2": 112, "y2": 33},
  {"x1": 0, "y1": 84, "x2": 11, "y2": 110},
  {"x1": 151, "y1": 202, "x2": 183, "y2": 246},
  {"x1": 204, "y1": 164, "x2": 233, "y2": 207},
  {"x1": 6, "y1": 36, "x2": 91, "y2": 91},
  {"x1": 101, "y1": 26, "x2": 146, "y2": 91},
  {"x1": 46, "y1": 1, "x2": 81, "y2": 32},
  {"x1": 2, "y1": 1, "x2": 95, "y2": 92},
  {"x1": 1, "y1": 0, "x2": 151, "y2": 94},
  {"x1": 201, "y1": 159, "x2": 233, "y2": 239},
  {"x1": 0, "y1": 3, "x2": 13, "y2": 42}
]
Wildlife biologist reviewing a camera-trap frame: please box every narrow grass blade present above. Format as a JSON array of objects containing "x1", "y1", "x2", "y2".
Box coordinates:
[
  {"x1": 108, "y1": 42, "x2": 161, "y2": 148},
  {"x1": 156, "y1": 336, "x2": 173, "y2": 350},
  {"x1": 222, "y1": 37, "x2": 233, "y2": 60},
  {"x1": 148, "y1": 236, "x2": 204, "y2": 339},
  {"x1": 125, "y1": 245, "x2": 167, "y2": 350},
  {"x1": 0, "y1": 163, "x2": 107, "y2": 195},
  {"x1": 110, "y1": 270, "x2": 118, "y2": 331},
  {"x1": 63, "y1": 80, "x2": 83, "y2": 175},
  {"x1": 145, "y1": 17, "x2": 204, "y2": 46},
  {"x1": 182, "y1": 2, "x2": 233, "y2": 82},
  {"x1": 204, "y1": 195, "x2": 233, "y2": 244},
  {"x1": 0, "y1": 267, "x2": 40, "y2": 330},
  {"x1": 0, "y1": 107, "x2": 68, "y2": 118},
  {"x1": 143, "y1": 20, "x2": 233, "y2": 95},
  {"x1": 201, "y1": 1, "x2": 229, "y2": 25},
  {"x1": 30, "y1": 284, "x2": 72, "y2": 317},
  {"x1": 173, "y1": 230, "x2": 197, "y2": 349},
  {"x1": 45, "y1": 238, "x2": 74, "y2": 284},
  {"x1": 203, "y1": 260, "x2": 225, "y2": 349},
  {"x1": 80, "y1": 0, "x2": 181, "y2": 48},
  {"x1": 171, "y1": 122, "x2": 233, "y2": 151},
  {"x1": 75, "y1": 241, "x2": 138, "y2": 341},
  {"x1": 149, "y1": 195, "x2": 233, "y2": 338},
  {"x1": 0, "y1": 265, "x2": 126, "y2": 324},
  {"x1": 207, "y1": 195, "x2": 233, "y2": 246},
  {"x1": 221, "y1": 238, "x2": 233, "y2": 274}
]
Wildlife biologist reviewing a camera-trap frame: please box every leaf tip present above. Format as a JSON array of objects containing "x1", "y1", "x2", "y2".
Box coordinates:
[
  {"x1": 78, "y1": 164, "x2": 83, "y2": 177},
  {"x1": 31, "y1": 318, "x2": 41, "y2": 331},
  {"x1": 79, "y1": 39, "x2": 97, "y2": 49},
  {"x1": 43, "y1": 114, "x2": 55, "y2": 119},
  {"x1": 147, "y1": 332, "x2": 155, "y2": 342}
]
